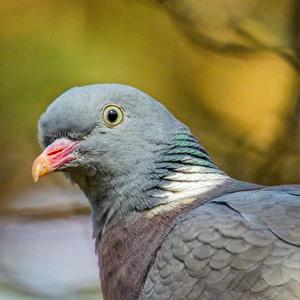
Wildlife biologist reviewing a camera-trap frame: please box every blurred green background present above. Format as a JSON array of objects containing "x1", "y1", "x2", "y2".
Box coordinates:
[{"x1": 0, "y1": 0, "x2": 299, "y2": 299}]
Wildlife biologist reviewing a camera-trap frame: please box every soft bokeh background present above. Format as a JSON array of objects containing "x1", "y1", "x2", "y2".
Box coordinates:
[{"x1": 0, "y1": 0, "x2": 299, "y2": 299}]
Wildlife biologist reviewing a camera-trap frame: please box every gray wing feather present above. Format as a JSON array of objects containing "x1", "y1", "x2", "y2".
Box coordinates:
[
  {"x1": 142, "y1": 185, "x2": 300, "y2": 299},
  {"x1": 214, "y1": 185, "x2": 300, "y2": 246}
]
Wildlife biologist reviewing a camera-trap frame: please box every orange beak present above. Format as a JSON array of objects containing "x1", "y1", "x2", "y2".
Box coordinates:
[{"x1": 32, "y1": 138, "x2": 80, "y2": 183}]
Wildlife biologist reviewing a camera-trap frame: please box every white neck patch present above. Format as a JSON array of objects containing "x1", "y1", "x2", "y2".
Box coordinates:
[{"x1": 147, "y1": 166, "x2": 229, "y2": 217}]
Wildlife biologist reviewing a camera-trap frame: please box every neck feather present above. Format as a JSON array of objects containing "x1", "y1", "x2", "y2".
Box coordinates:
[
  {"x1": 85, "y1": 130, "x2": 229, "y2": 237},
  {"x1": 145, "y1": 131, "x2": 228, "y2": 203}
]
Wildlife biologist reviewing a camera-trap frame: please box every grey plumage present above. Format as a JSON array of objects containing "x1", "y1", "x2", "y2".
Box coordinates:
[
  {"x1": 35, "y1": 84, "x2": 300, "y2": 300},
  {"x1": 142, "y1": 186, "x2": 300, "y2": 299}
]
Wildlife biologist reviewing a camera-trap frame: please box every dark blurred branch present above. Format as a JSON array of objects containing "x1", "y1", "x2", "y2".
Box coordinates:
[
  {"x1": 0, "y1": 205, "x2": 91, "y2": 220},
  {"x1": 233, "y1": 25, "x2": 299, "y2": 70},
  {"x1": 159, "y1": 0, "x2": 299, "y2": 70}
]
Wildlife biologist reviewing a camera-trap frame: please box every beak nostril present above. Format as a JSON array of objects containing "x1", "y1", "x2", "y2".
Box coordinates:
[
  {"x1": 47, "y1": 148, "x2": 64, "y2": 156},
  {"x1": 46, "y1": 140, "x2": 72, "y2": 156}
]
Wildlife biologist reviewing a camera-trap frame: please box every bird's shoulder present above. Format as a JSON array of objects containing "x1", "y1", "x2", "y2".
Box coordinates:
[
  {"x1": 142, "y1": 185, "x2": 300, "y2": 299},
  {"x1": 210, "y1": 184, "x2": 300, "y2": 246}
]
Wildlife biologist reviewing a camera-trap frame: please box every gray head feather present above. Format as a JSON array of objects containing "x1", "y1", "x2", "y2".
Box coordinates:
[{"x1": 38, "y1": 84, "x2": 223, "y2": 236}]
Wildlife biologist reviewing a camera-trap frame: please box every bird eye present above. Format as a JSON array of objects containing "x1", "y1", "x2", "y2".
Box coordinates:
[{"x1": 101, "y1": 104, "x2": 124, "y2": 127}]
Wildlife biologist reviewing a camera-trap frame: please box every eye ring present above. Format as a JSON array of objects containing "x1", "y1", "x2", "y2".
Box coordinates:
[{"x1": 101, "y1": 104, "x2": 124, "y2": 128}]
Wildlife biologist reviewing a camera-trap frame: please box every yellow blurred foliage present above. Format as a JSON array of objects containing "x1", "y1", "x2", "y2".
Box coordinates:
[{"x1": 0, "y1": 0, "x2": 298, "y2": 201}]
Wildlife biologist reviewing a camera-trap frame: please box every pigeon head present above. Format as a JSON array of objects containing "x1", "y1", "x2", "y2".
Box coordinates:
[
  {"x1": 32, "y1": 84, "x2": 227, "y2": 235},
  {"x1": 34, "y1": 84, "x2": 185, "y2": 182}
]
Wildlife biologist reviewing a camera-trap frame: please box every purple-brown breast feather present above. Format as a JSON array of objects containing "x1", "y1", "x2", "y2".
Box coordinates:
[{"x1": 96, "y1": 207, "x2": 187, "y2": 300}]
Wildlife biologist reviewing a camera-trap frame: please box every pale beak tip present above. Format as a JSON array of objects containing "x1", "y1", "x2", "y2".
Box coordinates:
[
  {"x1": 33, "y1": 173, "x2": 39, "y2": 183},
  {"x1": 32, "y1": 160, "x2": 41, "y2": 183}
]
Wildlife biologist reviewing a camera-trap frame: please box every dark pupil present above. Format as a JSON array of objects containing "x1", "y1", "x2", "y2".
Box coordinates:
[{"x1": 107, "y1": 109, "x2": 118, "y2": 123}]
